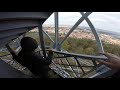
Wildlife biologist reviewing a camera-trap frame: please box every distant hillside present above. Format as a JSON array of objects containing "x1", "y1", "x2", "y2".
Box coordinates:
[
  {"x1": 43, "y1": 25, "x2": 120, "y2": 38},
  {"x1": 77, "y1": 26, "x2": 120, "y2": 39},
  {"x1": 41, "y1": 25, "x2": 120, "y2": 46},
  {"x1": 29, "y1": 25, "x2": 120, "y2": 46}
]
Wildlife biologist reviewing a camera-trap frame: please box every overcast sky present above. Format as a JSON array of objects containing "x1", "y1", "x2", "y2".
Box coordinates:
[{"x1": 43, "y1": 12, "x2": 120, "y2": 33}]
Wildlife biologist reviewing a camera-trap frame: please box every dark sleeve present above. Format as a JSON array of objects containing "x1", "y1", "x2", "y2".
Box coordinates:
[
  {"x1": 32, "y1": 52, "x2": 53, "y2": 65},
  {"x1": 11, "y1": 51, "x2": 19, "y2": 61}
]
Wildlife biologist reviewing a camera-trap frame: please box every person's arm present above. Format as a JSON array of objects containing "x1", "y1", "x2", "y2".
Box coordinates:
[
  {"x1": 46, "y1": 49, "x2": 53, "y2": 63},
  {"x1": 98, "y1": 53, "x2": 120, "y2": 71},
  {"x1": 6, "y1": 44, "x2": 18, "y2": 60},
  {"x1": 11, "y1": 51, "x2": 18, "y2": 60},
  {"x1": 33, "y1": 50, "x2": 53, "y2": 65}
]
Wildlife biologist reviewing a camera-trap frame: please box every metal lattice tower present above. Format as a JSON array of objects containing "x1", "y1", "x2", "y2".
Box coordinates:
[{"x1": 0, "y1": 12, "x2": 117, "y2": 78}]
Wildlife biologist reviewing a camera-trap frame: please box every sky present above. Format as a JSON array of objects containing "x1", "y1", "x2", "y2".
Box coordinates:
[{"x1": 43, "y1": 12, "x2": 120, "y2": 33}]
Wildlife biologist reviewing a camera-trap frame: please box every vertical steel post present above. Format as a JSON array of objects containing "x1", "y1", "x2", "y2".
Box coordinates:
[
  {"x1": 54, "y1": 12, "x2": 59, "y2": 50},
  {"x1": 38, "y1": 23, "x2": 46, "y2": 58}
]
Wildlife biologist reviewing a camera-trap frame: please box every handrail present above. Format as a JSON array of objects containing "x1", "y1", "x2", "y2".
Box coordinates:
[
  {"x1": 48, "y1": 49, "x2": 108, "y2": 78},
  {"x1": 52, "y1": 49, "x2": 108, "y2": 60},
  {"x1": 1, "y1": 49, "x2": 107, "y2": 78}
]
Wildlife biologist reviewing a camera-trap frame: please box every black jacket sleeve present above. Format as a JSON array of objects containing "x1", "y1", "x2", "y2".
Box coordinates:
[{"x1": 32, "y1": 52, "x2": 53, "y2": 65}]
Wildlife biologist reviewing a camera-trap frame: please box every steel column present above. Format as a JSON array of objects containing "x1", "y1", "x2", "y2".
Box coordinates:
[
  {"x1": 38, "y1": 23, "x2": 46, "y2": 58},
  {"x1": 54, "y1": 12, "x2": 60, "y2": 50}
]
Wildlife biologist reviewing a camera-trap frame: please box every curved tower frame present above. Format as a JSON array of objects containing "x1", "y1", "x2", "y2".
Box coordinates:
[{"x1": 43, "y1": 12, "x2": 104, "y2": 54}]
